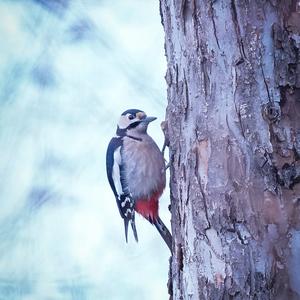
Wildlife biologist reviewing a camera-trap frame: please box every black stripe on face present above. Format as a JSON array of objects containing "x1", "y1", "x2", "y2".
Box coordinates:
[
  {"x1": 116, "y1": 126, "x2": 142, "y2": 141},
  {"x1": 127, "y1": 120, "x2": 142, "y2": 129},
  {"x1": 116, "y1": 120, "x2": 141, "y2": 135},
  {"x1": 116, "y1": 127, "x2": 126, "y2": 136}
]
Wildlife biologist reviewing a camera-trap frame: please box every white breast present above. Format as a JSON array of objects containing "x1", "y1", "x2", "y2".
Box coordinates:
[{"x1": 122, "y1": 135, "x2": 166, "y2": 200}]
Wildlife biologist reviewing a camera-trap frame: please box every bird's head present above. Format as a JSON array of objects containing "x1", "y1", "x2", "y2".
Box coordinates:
[{"x1": 116, "y1": 109, "x2": 157, "y2": 137}]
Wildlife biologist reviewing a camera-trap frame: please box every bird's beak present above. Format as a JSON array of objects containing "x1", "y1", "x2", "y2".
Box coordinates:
[{"x1": 142, "y1": 116, "x2": 157, "y2": 123}]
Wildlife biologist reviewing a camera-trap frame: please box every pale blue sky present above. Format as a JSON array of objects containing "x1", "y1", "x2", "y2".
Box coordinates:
[{"x1": 0, "y1": 1, "x2": 170, "y2": 299}]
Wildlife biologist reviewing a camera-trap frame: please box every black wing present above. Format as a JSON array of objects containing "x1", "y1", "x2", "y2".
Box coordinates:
[
  {"x1": 106, "y1": 137, "x2": 138, "y2": 242},
  {"x1": 106, "y1": 137, "x2": 122, "y2": 199}
]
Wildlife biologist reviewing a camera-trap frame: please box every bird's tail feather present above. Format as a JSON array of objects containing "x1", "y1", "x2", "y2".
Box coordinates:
[
  {"x1": 124, "y1": 218, "x2": 129, "y2": 243},
  {"x1": 124, "y1": 216, "x2": 138, "y2": 243},
  {"x1": 131, "y1": 218, "x2": 138, "y2": 242},
  {"x1": 154, "y1": 216, "x2": 172, "y2": 253}
]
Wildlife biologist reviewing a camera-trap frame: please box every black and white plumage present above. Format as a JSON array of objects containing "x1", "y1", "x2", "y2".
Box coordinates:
[
  {"x1": 106, "y1": 135, "x2": 138, "y2": 242},
  {"x1": 106, "y1": 109, "x2": 172, "y2": 252}
]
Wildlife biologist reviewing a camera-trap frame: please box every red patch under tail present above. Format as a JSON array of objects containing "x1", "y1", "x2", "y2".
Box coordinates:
[{"x1": 135, "y1": 190, "x2": 162, "y2": 223}]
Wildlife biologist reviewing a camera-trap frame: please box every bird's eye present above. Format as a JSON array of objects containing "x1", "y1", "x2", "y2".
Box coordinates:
[{"x1": 128, "y1": 114, "x2": 135, "y2": 120}]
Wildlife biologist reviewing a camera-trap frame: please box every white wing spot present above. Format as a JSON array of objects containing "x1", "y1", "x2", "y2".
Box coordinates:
[
  {"x1": 121, "y1": 196, "x2": 131, "y2": 207},
  {"x1": 124, "y1": 208, "x2": 132, "y2": 217}
]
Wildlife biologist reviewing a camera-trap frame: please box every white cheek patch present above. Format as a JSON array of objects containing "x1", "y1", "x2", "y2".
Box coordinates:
[
  {"x1": 118, "y1": 114, "x2": 141, "y2": 129},
  {"x1": 112, "y1": 146, "x2": 123, "y2": 194},
  {"x1": 118, "y1": 115, "x2": 129, "y2": 129}
]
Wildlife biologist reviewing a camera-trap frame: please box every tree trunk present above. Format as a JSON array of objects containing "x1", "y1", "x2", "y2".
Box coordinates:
[{"x1": 160, "y1": 0, "x2": 300, "y2": 299}]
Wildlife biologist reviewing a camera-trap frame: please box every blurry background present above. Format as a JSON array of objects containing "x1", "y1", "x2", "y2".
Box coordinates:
[{"x1": 0, "y1": 1, "x2": 170, "y2": 299}]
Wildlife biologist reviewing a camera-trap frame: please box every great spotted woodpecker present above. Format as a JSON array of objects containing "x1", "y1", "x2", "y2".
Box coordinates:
[{"x1": 106, "y1": 109, "x2": 172, "y2": 252}]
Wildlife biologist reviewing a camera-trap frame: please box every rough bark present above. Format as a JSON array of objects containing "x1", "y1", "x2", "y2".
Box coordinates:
[{"x1": 160, "y1": 0, "x2": 300, "y2": 299}]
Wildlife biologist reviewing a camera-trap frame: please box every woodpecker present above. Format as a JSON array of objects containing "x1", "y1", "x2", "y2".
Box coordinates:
[{"x1": 106, "y1": 109, "x2": 172, "y2": 252}]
